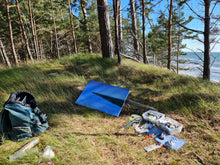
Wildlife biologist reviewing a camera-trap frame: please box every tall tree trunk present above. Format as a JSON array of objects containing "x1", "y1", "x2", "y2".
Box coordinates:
[
  {"x1": 0, "y1": 38, "x2": 11, "y2": 67},
  {"x1": 33, "y1": 17, "x2": 40, "y2": 59},
  {"x1": 60, "y1": 10, "x2": 72, "y2": 55},
  {"x1": 65, "y1": 36, "x2": 71, "y2": 55},
  {"x1": 203, "y1": 0, "x2": 210, "y2": 80},
  {"x1": 19, "y1": 24, "x2": 26, "y2": 62},
  {"x1": 15, "y1": 0, "x2": 34, "y2": 63},
  {"x1": 50, "y1": 0, "x2": 60, "y2": 59},
  {"x1": 97, "y1": 0, "x2": 114, "y2": 58},
  {"x1": 176, "y1": 8, "x2": 181, "y2": 74},
  {"x1": 0, "y1": 44, "x2": 6, "y2": 65},
  {"x1": 167, "y1": 0, "x2": 173, "y2": 69},
  {"x1": 81, "y1": 0, "x2": 93, "y2": 53},
  {"x1": 130, "y1": 0, "x2": 139, "y2": 57},
  {"x1": 177, "y1": 30, "x2": 180, "y2": 74},
  {"x1": 4, "y1": 0, "x2": 19, "y2": 65},
  {"x1": 113, "y1": 0, "x2": 121, "y2": 64},
  {"x1": 39, "y1": 40, "x2": 43, "y2": 59},
  {"x1": 142, "y1": 0, "x2": 148, "y2": 64},
  {"x1": 50, "y1": 32, "x2": 53, "y2": 57},
  {"x1": 118, "y1": 0, "x2": 123, "y2": 53},
  {"x1": 68, "y1": 0, "x2": 78, "y2": 54},
  {"x1": 28, "y1": 0, "x2": 39, "y2": 60}
]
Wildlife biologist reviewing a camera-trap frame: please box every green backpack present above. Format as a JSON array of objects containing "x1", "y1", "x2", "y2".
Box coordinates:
[{"x1": 0, "y1": 91, "x2": 49, "y2": 142}]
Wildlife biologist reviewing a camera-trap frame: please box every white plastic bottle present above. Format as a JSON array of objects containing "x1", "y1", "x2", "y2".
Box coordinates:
[{"x1": 9, "y1": 138, "x2": 39, "y2": 161}]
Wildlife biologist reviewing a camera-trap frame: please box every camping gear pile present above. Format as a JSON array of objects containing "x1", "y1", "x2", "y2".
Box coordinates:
[
  {"x1": 76, "y1": 80, "x2": 186, "y2": 152},
  {"x1": 0, "y1": 91, "x2": 49, "y2": 142},
  {"x1": 125, "y1": 110, "x2": 185, "y2": 152},
  {"x1": 0, "y1": 91, "x2": 53, "y2": 162},
  {"x1": 0, "y1": 81, "x2": 186, "y2": 162}
]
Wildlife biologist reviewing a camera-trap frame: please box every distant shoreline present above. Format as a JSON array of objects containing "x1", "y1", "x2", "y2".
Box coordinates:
[{"x1": 178, "y1": 52, "x2": 220, "y2": 82}]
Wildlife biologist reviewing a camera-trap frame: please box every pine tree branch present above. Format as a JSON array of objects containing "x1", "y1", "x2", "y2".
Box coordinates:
[
  {"x1": 129, "y1": 30, "x2": 143, "y2": 48},
  {"x1": 146, "y1": 14, "x2": 153, "y2": 29},
  {"x1": 70, "y1": 12, "x2": 83, "y2": 24},
  {"x1": 210, "y1": 0, "x2": 220, "y2": 16},
  {"x1": 8, "y1": 5, "x2": 16, "y2": 8},
  {"x1": 174, "y1": 20, "x2": 204, "y2": 34},
  {"x1": 56, "y1": 1, "x2": 83, "y2": 24},
  {"x1": 185, "y1": 2, "x2": 204, "y2": 20}
]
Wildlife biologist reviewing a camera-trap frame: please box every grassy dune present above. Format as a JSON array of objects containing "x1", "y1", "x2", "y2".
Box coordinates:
[{"x1": 0, "y1": 54, "x2": 219, "y2": 164}]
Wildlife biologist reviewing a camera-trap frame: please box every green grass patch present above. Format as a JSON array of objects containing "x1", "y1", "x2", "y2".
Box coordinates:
[{"x1": 0, "y1": 53, "x2": 219, "y2": 164}]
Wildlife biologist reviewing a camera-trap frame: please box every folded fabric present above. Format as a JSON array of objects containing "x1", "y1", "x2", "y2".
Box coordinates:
[{"x1": 155, "y1": 134, "x2": 186, "y2": 150}]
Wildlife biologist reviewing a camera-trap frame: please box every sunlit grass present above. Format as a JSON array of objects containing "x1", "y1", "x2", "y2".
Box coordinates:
[{"x1": 0, "y1": 53, "x2": 219, "y2": 164}]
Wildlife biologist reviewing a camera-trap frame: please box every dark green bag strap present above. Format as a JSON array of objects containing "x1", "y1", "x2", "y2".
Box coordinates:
[
  {"x1": 0, "y1": 133, "x2": 5, "y2": 145},
  {"x1": 0, "y1": 109, "x2": 11, "y2": 145},
  {"x1": 0, "y1": 110, "x2": 6, "y2": 145}
]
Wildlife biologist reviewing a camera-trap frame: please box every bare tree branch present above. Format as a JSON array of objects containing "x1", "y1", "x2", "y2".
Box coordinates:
[
  {"x1": 175, "y1": 20, "x2": 204, "y2": 34},
  {"x1": 8, "y1": 5, "x2": 16, "y2": 8},
  {"x1": 196, "y1": 37, "x2": 204, "y2": 43},
  {"x1": 121, "y1": 53, "x2": 143, "y2": 63},
  {"x1": 211, "y1": 38, "x2": 220, "y2": 50},
  {"x1": 70, "y1": 12, "x2": 83, "y2": 24},
  {"x1": 210, "y1": 0, "x2": 220, "y2": 16},
  {"x1": 186, "y1": 2, "x2": 204, "y2": 20},
  {"x1": 210, "y1": 55, "x2": 216, "y2": 67},
  {"x1": 146, "y1": 14, "x2": 153, "y2": 29},
  {"x1": 188, "y1": 47, "x2": 204, "y2": 62},
  {"x1": 129, "y1": 30, "x2": 143, "y2": 48}
]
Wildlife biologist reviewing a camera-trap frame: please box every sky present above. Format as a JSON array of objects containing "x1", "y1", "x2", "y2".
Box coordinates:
[{"x1": 110, "y1": 0, "x2": 220, "y2": 52}]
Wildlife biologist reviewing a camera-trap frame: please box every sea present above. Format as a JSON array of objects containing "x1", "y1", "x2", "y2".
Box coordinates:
[{"x1": 178, "y1": 52, "x2": 220, "y2": 83}]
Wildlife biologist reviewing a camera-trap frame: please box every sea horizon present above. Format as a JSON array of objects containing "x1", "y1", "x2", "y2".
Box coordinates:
[{"x1": 179, "y1": 52, "x2": 220, "y2": 82}]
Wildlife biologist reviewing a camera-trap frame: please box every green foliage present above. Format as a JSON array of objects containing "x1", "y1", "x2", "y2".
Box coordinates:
[
  {"x1": 0, "y1": 0, "x2": 102, "y2": 65},
  {"x1": 147, "y1": 1, "x2": 197, "y2": 70}
]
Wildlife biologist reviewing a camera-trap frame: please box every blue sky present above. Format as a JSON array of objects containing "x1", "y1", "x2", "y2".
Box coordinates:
[{"x1": 109, "y1": 0, "x2": 220, "y2": 52}]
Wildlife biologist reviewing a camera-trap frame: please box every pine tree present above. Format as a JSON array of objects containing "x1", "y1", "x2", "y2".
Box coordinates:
[
  {"x1": 147, "y1": 3, "x2": 196, "y2": 71},
  {"x1": 130, "y1": 0, "x2": 140, "y2": 57},
  {"x1": 0, "y1": 38, "x2": 11, "y2": 67},
  {"x1": 4, "y1": 0, "x2": 19, "y2": 65},
  {"x1": 97, "y1": 0, "x2": 114, "y2": 58}
]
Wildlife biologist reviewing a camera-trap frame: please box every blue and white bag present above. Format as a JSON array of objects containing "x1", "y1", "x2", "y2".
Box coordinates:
[{"x1": 0, "y1": 91, "x2": 49, "y2": 142}]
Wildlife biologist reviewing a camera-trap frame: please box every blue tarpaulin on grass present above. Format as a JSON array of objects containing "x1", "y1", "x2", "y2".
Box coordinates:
[{"x1": 75, "y1": 80, "x2": 130, "y2": 117}]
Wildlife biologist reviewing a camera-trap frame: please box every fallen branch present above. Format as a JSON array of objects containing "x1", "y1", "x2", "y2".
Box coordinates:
[
  {"x1": 121, "y1": 53, "x2": 142, "y2": 63},
  {"x1": 193, "y1": 152, "x2": 205, "y2": 164}
]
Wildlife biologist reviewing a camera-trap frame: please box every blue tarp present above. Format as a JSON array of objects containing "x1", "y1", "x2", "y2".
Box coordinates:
[{"x1": 75, "y1": 80, "x2": 130, "y2": 117}]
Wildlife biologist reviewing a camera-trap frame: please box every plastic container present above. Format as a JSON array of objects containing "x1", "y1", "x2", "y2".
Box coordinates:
[
  {"x1": 9, "y1": 138, "x2": 39, "y2": 161},
  {"x1": 142, "y1": 110, "x2": 165, "y2": 124},
  {"x1": 133, "y1": 123, "x2": 153, "y2": 134},
  {"x1": 144, "y1": 143, "x2": 163, "y2": 152},
  {"x1": 156, "y1": 117, "x2": 183, "y2": 135},
  {"x1": 41, "y1": 146, "x2": 55, "y2": 159},
  {"x1": 38, "y1": 145, "x2": 55, "y2": 165}
]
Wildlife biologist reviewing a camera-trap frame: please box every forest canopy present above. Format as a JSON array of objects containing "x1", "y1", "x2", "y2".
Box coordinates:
[{"x1": 0, "y1": 0, "x2": 219, "y2": 80}]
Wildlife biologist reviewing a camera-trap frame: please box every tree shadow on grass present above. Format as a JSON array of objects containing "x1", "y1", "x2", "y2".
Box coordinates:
[
  {"x1": 36, "y1": 80, "x2": 121, "y2": 121},
  {"x1": 71, "y1": 132, "x2": 138, "y2": 137},
  {"x1": 63, "y1": 56, "x2": 120, "y2": 84},
  {"x1": 34, "y1": 57, "x2": 132, "y2": 121}
]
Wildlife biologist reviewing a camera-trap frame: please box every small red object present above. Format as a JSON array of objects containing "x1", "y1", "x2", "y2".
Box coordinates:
[{"x1": 143, "y1": 134, "x2": 153, "y2": 140}]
